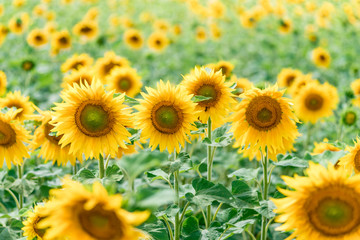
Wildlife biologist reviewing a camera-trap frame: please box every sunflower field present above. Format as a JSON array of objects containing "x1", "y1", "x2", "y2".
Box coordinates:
[{"x1": 2, "y1": 0, "x2": 360, "y2": 239}]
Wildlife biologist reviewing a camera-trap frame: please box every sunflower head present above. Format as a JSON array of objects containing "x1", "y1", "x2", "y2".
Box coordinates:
[
  {"x1": 277, "y1": 68, "x2": 302, "y2": 89},
  {"x1": 0, "y1": 91, "x2": 34, "y2": 121},
  {"x1": 21, "y1": 60, "x2": 35, "y2": 71},
  {"x1": 123, "y1": 28, "x2": 144, "y2": 50},
  {"x1": 312, "y1": 138, "x2": 341, "y2": 155},
  {"x1": 22, "y1": 205, "x2": 49, "y2": 240},
  {"x1": 62, "y1": 67, "x2": 95, "y2": 89},
  {"x1": 273, "y1": 162, "x2": 360, "y2": 239},
  {"x1": 215, "y1": 61, "x2": 234, "y2": 78},
  {"x1": 312, "y1": 47, "x2": 331, "y2": 68},
  {"x1": 182, "y1": 67, "x2": 236, "y2": 128},
  {"x1": 230, "y1": 75, "x2": 253, "y2": 95},
  {"x1": 147, "y1": 31, "x2": 169, "y2": 52},
  {"x1": 0, "y1": 70, "x2": 7, "y2": 95},
  {"x1": 134, "y1": 81, "x2": 198, "y2": 153},
  {"x1": 288, "y1": 73, "x2": 317, "y2": 97},
  {"x1": 51, "y1": 30, "x2": 71, "y2": 50},
  {"x1": 106, "y1": 66, "x2": 142, "y2": 97},
  {"x1": 95, "y1": 51, "x2": 130, "y2": 79},
  {"x1": 61, "y1": 53, "x2": 94, "y2": 73},
  {"x1": 351, "y1": 78, "x2": 360, "y2": 97},
  {"x1": 27, "y1": 28, "x2": 48, "y2": 48},
  {"x1": 338, "y1": 137, "x2": 360, "y2": 174},
  {"x1": 342, "y1": 109, "x2": 357, "y2": 126},
  {"x1": 278, "y1": 19, "x2": 292, "y2": 34},
  {"x1": 195, "y1": 26, "x2": 207, "y2": 42},
  {"x1": 73, "y1": 20, "x2": 99, "y2": 40}
]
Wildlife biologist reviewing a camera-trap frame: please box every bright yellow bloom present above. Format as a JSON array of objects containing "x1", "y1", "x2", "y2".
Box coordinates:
[
  {"x1": 73, "y1": 20, "x2": 99, "y2": 40},
  {"x1": 51, "y1": 30, "x2": 71, "y2": 51},
  {"x1": 0, "y1": 71, "x2": 7, "y2": 96},
  {"x1": 27, "y1": 28, "x2": 48, "y2": 48},
  {"x1": 106, "y1": 67, "x2": 142, "y2": 97},
  {"x1": 208, "y1": 0, "x2": 226, "y2": 18},
  {"x1": 312, "y1": 47, "x2": 331, "y2": 68},
  {"x1": 230, "y1": 75, "x2": 253, "y2": 95},
  {"x1": 351, "y1": 78, "x2": 360, "y2": 97},
  {"x1": 278, "y1": 19, "x2": 292, "y2": 34},
  {"x1": 61, "y1": 53, "x2": 93, "y2": 73},
  {"x1": 338, "y1": 138, "x2": 360, "y2": 174},
  {"x1": 289, "y1": 73, "x2": 317, "y2": 97},
  {"x1": 8, "y1": 13, "x2": 29, "y2": 34},
  {"x1": 22, "y1": 205, "x2": 48, "y2": 240},
  {"x1": 195, "y1": 27, "x2": 207, "y2": 43},
  {"x1": 312, "y1": 138, "x2": 341, "y2": 155},
  {"x1": 123, "y1": 29, "x2": 144, "y2": 50},
  {"x1": 147, "y1": 31, "x2": 169, "y2": 52},
  {"x1": 95, "y1": 51, "x2": 130, "y2": 80},
  {"x1": 273, "y1": 162, "x2": 360, "y2": 240},
  {"x1": 62, "y1": 67, "x2": 95, "y2": 89},
  {"x1": 0, "y1": 91, "x2": 34, "y2": 121},
  {"x1": 277, "y1": 68, "x2": 302, "y2": 89},
  {"x1": 134, "y1": 81, "x2": 197, "y2": 153}
]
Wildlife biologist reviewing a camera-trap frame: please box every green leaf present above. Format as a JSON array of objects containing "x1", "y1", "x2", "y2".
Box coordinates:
[
  {"x1": 254, "y1": 200, "x2": 276, "y2": 218},
  {"x1": 105, "y1": 165, "x2": 123, "y2": 181},
  {"x1": 147, "y1": 169, "x2": 170, "y2": 183},
  {"x1": 182, "y1": 216, "x2": 199, "y2": 235},
  {"x1": 10, "y1": 179, "x2": 36, "y2": 197},
  {"x1": 0, "y1": 227, "x2": 16, "y2": 240},
  {"x1": 228, "y1": 168, "x2": 260, "y2": 181},
  {"x1": 202, "y1": 125, "x2": 233, "y2": 147},
  {"x1": 192, "y1": 95, "x2": 212, "y2": 103},
  {"x1": 273, "y1": 159, "x2": 309, "y2": 168},
  {"x1": 74, "y1": 169, "x2": 97, "y2": 184}
]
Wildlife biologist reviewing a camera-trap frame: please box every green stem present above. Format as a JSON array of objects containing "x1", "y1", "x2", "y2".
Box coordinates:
[
  {"x1": 99, "y1": 154, "x2": 105, "y2": 179},
  {"x1": 17, "y1": 165, "x2": 23, "y2": 209},
  {"x1": 261, "y1": 147, "x2": 269, "y2": 240},
  {"x1": 218, "y1": 226, "x2": 231, "y2": 240},
  {"x1": 212, "y1": 202, "x2": 223, "y2": 222},
  {"x1": 104, "y1": 154, "x2": 111, "y2": 169},
  {"x1": 161, "y1": 216, "x2": 174, "y2": 240},
  {"x1": 207, "y1": 117, "x2": 213, "y2": 228},
  {"x1": 245, "y1": 229, "x2": 257, "y2": 240},
  {"x1": 179, "y1": 202, "x2": 190, "y2": 226},
  {"x1": 174, "y1": 152, "x2": 180, "y2": 240},
  {"x1": 5, "y1": 189, "x2": 20, "y2": 210}
]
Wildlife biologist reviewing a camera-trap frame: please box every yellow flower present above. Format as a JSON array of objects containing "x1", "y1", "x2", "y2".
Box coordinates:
[
  {"x1": 230, "y1": 75, "x2": 253, "y2": 95},
  {"x1": 52, "y1": 80, "x2": 132, "y2": 159},
  {"x1": 62, "y1": 67, "x2": 95, "y2": 89},
  {"x1": 134, "y1": 81, "x2": 197, "y2": 153},
  {"x1": 230, "y1": 85, "x2": 300, "y2": 160},
  {"x1": 173, "y1": 24, "x2": 182, "y2": 36},
  {"x1": 240, "y1": 11, "x2": 257, "y2": 29},
  {"x1": 0, "y1": 91, "x2": 34, "y2": 121},
  {"x1": 73, "y1": 20, "x2": 99, "y2": 40},
  {"x1": 0, "y1": 70, "x2": 7, "y2": 96},
  {"x1": 13, "y1": 0, "x2": 26, "y2": 8},
  {"x1": 182, "y1": 67, "x2": 235, "y2": 128},
  {"x1": 95, "y1": 51, "x2": 130, "y2": 80},
  {"x1": 33, "y1": 4, "x2": 46, "y2": 17},
  {"x1": 31, "y1": 109, "x2": 81, "y2": 166},
  {"x1": 84, "y1": 7, "x2": 99, "y2": 21},
  {"x1": 22, "y1": 205, "x2": 48, "y2": 240},
  {"x1": 294, "y1": 82, "x2": 338, "y2": 124},
  {"x1": 277, "y1": 68, "x2": 302, "y2": 89},
  {"x1": 0, "y1": 110, "x2": 31, "y2": 169},
  {"x1": 51, "y1": 30, "x2": 71, "y2": 50},
  {"x1": 153, "y1": 19, "x2": 170, "y2": 32},
  {"x1": 0, "y1": 4, "x2": 4, "y2": 16},
  {"x1": 214, "y1": 61, "x2": 234, "y2": 78},
  {"x1": 278, "y1": 19, "x2": 292, "y2": 34},
  {"x1": 312, "y1": 47, "x2": 331, "y2": 68},
  {"x1": 61, "y1": 53, "x2": 93, "y2": 73},
  {"x1": 273, "y1": 162, "x2": 360, "y2": 240},
  {"x1": 117, "y1": 144, "x2": 137, "y2": 159},
  {"x1": 27, "y1": 28, "x2": 48, "y2": 48},
  {"x1": 8, "y1": 13, "x2": 29, "y2": 34},
  {"x1": 289, "y1": 73, "x2": 317, "y2": 97},
  {"x1": 351, "y1": 78, "x2": 360, "y2": 97},
  {"x1": 208, "y1": 0, "x2": 226, "y2": 18},
  {"x1": 210, "y1": 22, "x2": 221, "y2": 39},
  {"x1": 195, "y1": 27, "x2": 207, "y2": 43},
  {"x1": 312, "y1": 138, "x2": 341, "y2": 155},
  {"x1": 106, "y1": 67, "x2": 142, "y2": 97},
  {"x1": 39, "y1": 178, "x2": 150, "y2": 240},
  {"x1": 147, "y1": 31, "x2": 169, "y2": 52},
  {"x1": 123, "y1": 29, "x2": 144, "y2": 50},
  {"x1": 338, "y1": 138, "x2": 360, "y2": 174}
]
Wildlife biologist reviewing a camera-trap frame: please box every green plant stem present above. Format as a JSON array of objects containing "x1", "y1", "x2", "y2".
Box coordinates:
[
  {"x1": 17, "y1": 165, "x2": 23, "y2": 209},
  {"x1": 261, "y1": 147, "x2": 269, "y2": 240},
  {"x1": 105, "y1": 154, "x2": 111, "y2": 169},
  {"x1": 245, "y1": 229, "x2": 257, "y2": 240},
  {"x1": 218, "y1": 226, "x2": 231, "y2": 240},
  {"x1": 207, "y1": 117, "x2": 213, "y2": 228},
  {"x1": 174, "y1": 151, "x2": 180, "y2": 240},
  {"x1": 162, "y1": 216, "x2": 174, "y2": 240},
  {"x1": 5, "y1": 189, "x2": 20, "y2": 210},
  {"x1": 212, "y1": 202, "x2": 223, "y2": 222},
  {"x1": 179, "y1": 202, "x2": 190, "y2": 226},
  {"x1": 99, "y1": 154, "x2": 105, "y2": 179}
]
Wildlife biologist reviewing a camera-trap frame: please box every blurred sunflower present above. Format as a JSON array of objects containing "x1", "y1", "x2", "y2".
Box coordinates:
[
  {"x1": 73, "y1": 20, "x2": 99, "y2": 40},
  {"x1": 195, "y1": 27, "x2": 207, "y2": 42},
  {"x1": 61, "y1": 53, "x2": 93, "y2": 72},
  {"x1": 294, "y1": 82, "x2": 338, "y2": 123},
  {"x1": 208, "y1": 0, "x2": 226, "y2": 18},
  {"x1": 124, "y1": 29, "x2": 144, "y2": 50},
  {"x1": 312, "y1": 47, "x2": 331, "y2": 68},
  {"x1": 8, "y1": 14, "x2": 29, "y2": 34},
  {"x1": 0, "y1": 110, "x2": 31, "y2": 169},
  {"x1": 277, "y1": 68, "x2": 302, "y2": 89},
  {"x1": 153, "y1": 19, "x2": 170, "y2": 32},
  {"x1": 230, "y1": 75, "x2": 253, "y2": 95},
  {"x1": 289, "y1": 73, "x2": 317, "y2": 97},
  {"x1": 21, "y1": 60, "x2": 35, "y2": 71},
  {"x1": 22, "y1": 205, "x2": 48, "y2": 240},
  {"x1": 173, "y1": 24, "x2": 182, "y2": 36},
  {"x1": 338, "y1": 138, "x2": 360, "y2": 174},
  {"x1": 312, "y1": 138, "x2": 340, "y2": 155},
  {"x1": 182, "y1": 67, "x2": 235, "y2": 128},
  {"x1": 13, "y1": 0, "x2": 26, "y2": 7},
  {"x1": 351, "y1": 78, "x2": 360, "y2": 96},
  {"x1": 278, "y1": 19, "x2": 292, "y2": 34},
  {"x1": 230, "y1": 85, "x2": 300, "y2": 160},
  {"x1": 0, "y1": 71, "x2": 7, "y2": 95},
  {"x1": 134, "y1": 81, "x2": 197, "y2": 153},
  {"x1": 147, "y1": 31, "x2": 169, "y2": 52},
  {"x1": 342, "y1": 109, "x2": 357, "y2": 126},
  {"x1": 215, "y1": 60, "x2": 234, "y2": 78},
  {"x1": 273, "y1": 162, "x2": 360, "y2": 240},
  {"x1": 62, "y1": 67, "x2": 94, "y2": 89},
  {"x1": 84, "y1": 7, "x2": 99, "y2": 21},
  {"x1": 240, "y1": 11, "x2": 257, "y2": 28},
  {"x1": 26, "y1": 28, "x2": 48, "y2": 48},
  {"x1": 0, "y1": 4, "x2": 4, "y2": 16},
  {"x1": 52, "y1": 80, "x2": 132, "y2": 159},
  {"x1": 51, "y1": 30, "x2": 71, "y2": 50},
  {"x1": 0, "y1": 91, "x2": 34, "y2": 121},
  {"x1": 106, "y1": 67, "x2": 142, "y2": 97},
  {"x1": 39, "y1": 178, "x2": 150, "y2": 240},
  {"x1": 95, "y1": 51, "x2": 130, "y2": 80},
  {"x1": 31, "y1": 109, "x2": 81, "y2": 166},
  {"x1": 117, "y1": 144, "x2": 137, "y2": 159},
  {"x1": 210, "y1": 22, "x2": 221, "y2": 39}
]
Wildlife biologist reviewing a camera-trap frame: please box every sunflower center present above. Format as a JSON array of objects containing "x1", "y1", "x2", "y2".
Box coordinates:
[
  {"x1": 104, "y1": 62, "x2": 120, "y2": 75},
  {"x1": 344, "y1": 112, "x2": 356, "y2": 125},
  {"x1": 80, "y1": 26, "x2": 92, "y2": 34},
  {"x1": 307, "y1": 187, "x2": 360, "y2": 236},
  {"x1": 117, "y1": 77, "x2": 132, "y2": 91},
  {"x1": 75, "y1": 102, "x2": 113, "y2": 137},
  {"x1": 305, "y1": 93, "x2": 324, "y2": 111},
  {"x1": 130, "y1": 35, "x2": 139, "y2": 42},
  {"x1": 319, "y1": 54, "x2": 326, "y2": 62},
  {"x1": 245, "y1": 96, "x2": 282, "y2": 131},
  {"x1": 78, "y1": 205, "x2": 123, "y2": 239},
  {"x1": 44, "y1": 122, "x2": 62, "y2": 144},
  {"x1": 354, "y1": 150, "x2": 360, "y2": 172},
  {"x1": 219, "y1": 66, "x2": 228, "y2": 76},
  {"x1": 286, "y1": 75, "x2": 296, "y2": 86},
  {"x1": 0, "y1": 120, "x2": 16, "y2": 148},
  {"x1": 71, "y1": 62, "x2": 83, "y2": 70},
  {"x1": 35, "y1": 35, "x2": 43, "y2": 42},
  {"x1": 151, "y1": 102, "x2": 183, "y2": 134},
  {"x1": 59, "y1": 36, "x2": 68, "y2": 45},
  {"x1": 155, "y1": 39, "x2": 162, "y2": 46},
  {"x1": 196, "y1": 84, "x2": 220, "y2": 107}
]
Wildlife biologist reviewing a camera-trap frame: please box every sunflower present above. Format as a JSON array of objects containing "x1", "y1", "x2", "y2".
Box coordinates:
[
  {"x1": 273, "y1": 162, "x2": 360, "y2": 240},
  {"x1": 62, "y1": 67, "x2": 95, "y2": 89},
  {"x1": 21, "y1": 60, "x2": 35, "y2": 71},
  {"x1": 181, "y1": 67, "x2": 235, "y2": 128},
  {"x1": 0, "y1": 110, "x2": 31, "y2": 169},
  {"x1": 0, "y1": 91, "x2": 34, "y2": 121},
  {"x1": 27, "y1": 28, "x2": 48, "y2": 48},
  {"x1": 312, "y1": 47, "x2": 331, "y2": 68},
  {"x1": 215, "y1": 61, "x2": 234, "y2": 78},
  {"x1": 277, "y1": 68, "x2": 302, "y2": 89},
  {"x1": 153, "y1": 19, "x2": 170, "y2": 32},
  {"x1": 294, "y1": 82, "x2": 338, "y2": 124},
  {"x1": 31, "y1": 109, "x2": 81, "y2": 166},
  {"x1": 123, "y1": 29, "x2": 144, "y2": 50},
  {"x1": 240, "y1": 11, "x2": 257, "y2": 29},
  {"x1": 289, "y1": 73, "x2": 317, "y2": 97},
  {"x1": 312, "y1": 138, "x2": 341, "y2": 155},
  {"x1": 134, "y1": 81, "x2": 197, "y2": 153},
  {"x1": 61, "y1": 53, "x2": 93, "y2": 73},
  {"x1": 173, "y1": 24, "x2": 182, "y2": 36},
  {"x1": 13, "y1": 0, "x2": 25, "y2": 7},
  {"x1": 278, "y1": 19, "x2": 292, "y2": 34},
  {"x1": 208, "y1": 0, "x2": 226, "y2": 18},
  {"x1": 0, "y1": 71, "x2": 7, "y2": 96},
  {"x1": 338, "y1": 138, "x2": 360, "y2": 174},
  {"x1": 230, "y1": 85, "x2": 300, "y2": 160},
  {"x1": 147, "y1": 31, "x2": 169, "y2": 52},
  {"x1": 195, "y1": 27, "x2": 207, "y2": 42},
  {"x1": 51, "y1": 30, "x2": 71, "y2": 50},
  {"x1": 22, "y1": 205, "x2": 49, "y2": 240},
  {"x1": 351, "y1": 78, "x2": 360, "y2": 97},
  {"x1": 117, "y1": 144, "x2": 137, "y2": 159},
  {"x1": 210, "y1": 23, "x2": 221, "y2": 39},
  {"x1": 342, "y1": 109, "x2": 357, "y2": 126},
  {"x1": 8, "y1": 14, "x2": 29, "y2": 34},
  {"x1": 52, "y1": 80, "x2": 132, "y2": 159},
  {"x1": 230, "y1": 75, "x2": 253, "y2": 95},
  {"x1": 73, "y1": 20, "x2": 99, "y2": 40},
  {"x1": 39, "y1": 178, "x2": 150, "y2": 240},
  {"x1": 106, "y1": 67, "x2": 142, "y2": 97},
  {"x1": 84, "y1": 7, "x2": 99, "y2": 21},
  {"x1": 95, "y1": 51, "x2": 130, "y2": 80}
]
